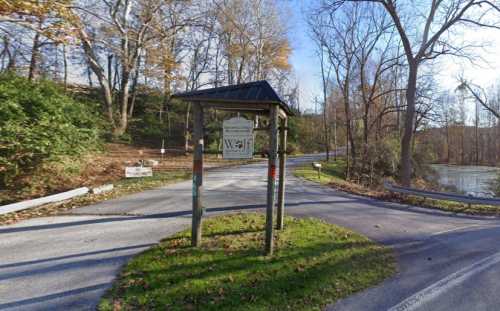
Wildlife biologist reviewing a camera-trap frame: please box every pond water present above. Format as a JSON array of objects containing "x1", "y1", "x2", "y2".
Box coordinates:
[{"x1": 430, "y1": 164, "x2": 500, "y2": 198}]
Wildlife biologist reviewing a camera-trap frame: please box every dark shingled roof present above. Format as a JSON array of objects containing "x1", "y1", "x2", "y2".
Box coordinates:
[{"x1": 171, "y1": 80, "x2": 293, "y2": 116}]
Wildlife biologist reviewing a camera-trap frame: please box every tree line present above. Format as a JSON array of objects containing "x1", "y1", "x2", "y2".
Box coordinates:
[
  {"x1": 0, "y1": 0, "x2": 298, "y2": 137},
  {"x1": 2, "y1": 0, "x2": 500, "y2": 187},
  {"x1": 308, "y1": 0, "x2": 500, "y2": 186}
]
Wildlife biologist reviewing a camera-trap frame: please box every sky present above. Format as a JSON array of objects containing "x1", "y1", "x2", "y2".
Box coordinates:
[
  {"x1": 286, "y1": 0, "x2": 322, "y2": 113},
  {"x1": 285, "y1": 1, "x2": 500, "y2": 113}
]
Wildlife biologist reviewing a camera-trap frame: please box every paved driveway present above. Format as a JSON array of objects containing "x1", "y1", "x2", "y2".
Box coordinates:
[{"x1": 1, "y1": 155, "x2": 499, "y2": 310}]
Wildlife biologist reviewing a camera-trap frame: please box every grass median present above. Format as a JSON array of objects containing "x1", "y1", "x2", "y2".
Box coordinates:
[{"x1": 99, "y1": 213, "x2": 395, "y2": 311}]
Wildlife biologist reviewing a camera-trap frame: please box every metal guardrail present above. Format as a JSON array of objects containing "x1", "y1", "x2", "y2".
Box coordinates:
[
  {"x1": 0, "y1": 187, "x2": 90, "y2": 215},
  {"x1": 384, "y1": 181, "x2": 500, "y2": 206}
]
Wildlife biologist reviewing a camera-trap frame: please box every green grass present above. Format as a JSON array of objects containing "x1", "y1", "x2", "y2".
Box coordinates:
[
  {"x1": 99, "y1": 213, "x2": 395, "y2": 311},
  {"x1": 294, "y1": 160, "x2": 500, "y2": 216},
  {"x1": 294, "y1": 159, "x2": 347, "y2": 186}
]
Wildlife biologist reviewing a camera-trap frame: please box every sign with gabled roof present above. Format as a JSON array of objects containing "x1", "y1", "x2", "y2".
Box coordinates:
[
  {"x1": 171, "y1": 80, "x2": 290, "y2": 255},
  {"x1": 171, "y1": 80, "x2": 293, "y2": 116}
]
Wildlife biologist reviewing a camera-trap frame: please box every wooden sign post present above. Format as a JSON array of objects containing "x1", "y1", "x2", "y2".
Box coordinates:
[
  {"x1": 191, "y1": 102, "x2": 204, "y2": 247},
  {"x1": 172, "y1": 81, "x2": 292, "y2": 255},
  {"x1": 265, "y1": 105, "x2": 279, "y2": 255},
  {"x1": 277, "y1": 117, "x2": 288, "y2": 230}
]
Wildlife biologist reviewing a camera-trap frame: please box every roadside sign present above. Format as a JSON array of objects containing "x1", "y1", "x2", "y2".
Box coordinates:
[
  {"x1": 223, "y1": 117, "x2": 254, "y2": 159},
  {"x1": 125, "y1": 167, "x2": 153, "y2": 178}
]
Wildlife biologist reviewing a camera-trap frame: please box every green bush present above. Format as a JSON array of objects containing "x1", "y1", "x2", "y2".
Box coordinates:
[{"x1": 0, "y1": 74, "x2": 102, "y2": 187}]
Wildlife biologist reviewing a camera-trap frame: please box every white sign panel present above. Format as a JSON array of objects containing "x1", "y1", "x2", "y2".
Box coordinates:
[
  {"x1": 223, "y1": 117, "x2": 254, "y2": 159},
  {"x1": 125, "y1": 167, "x2": 153, "y2": 178}
]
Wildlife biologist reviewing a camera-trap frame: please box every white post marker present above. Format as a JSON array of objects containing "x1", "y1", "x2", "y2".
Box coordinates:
[
  {"x1": 222, "y1": 117, "x2": 254, "y2": 159},
  {"x1": 161, "y1": 139, "x2": 165, "y2": 160},
  {"x1": 125, "y1": 167, "x2": 153, "y2": 178},
  {"x1": 312, "y1": 162, "x2": 322, "y2": 180}
]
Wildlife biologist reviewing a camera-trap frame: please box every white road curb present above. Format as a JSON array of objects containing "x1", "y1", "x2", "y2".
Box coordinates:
[{"x1": 0, "y1": 187, "x2": 90, "y2": 215}]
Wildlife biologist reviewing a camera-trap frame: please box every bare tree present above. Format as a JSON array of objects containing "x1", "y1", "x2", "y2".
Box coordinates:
[
  {"x1": 313, "y1": 39, "x2": 332, "y2": 161},
  {"x1": 353, "y1": 10, "x2": 401, "y2": 173},
  {"x1": 457, "y1": 78, "x2": 500, "y2": 119},
  {"x1": 0, "y1": 1, "x2": 72, "y2": 80},
  {"x1": 71, "y1": 0, "x2": 161, "y2": 137},
  {"x1": 326, "y1": 0, "x2": 500, "y2": 185},
  {"x1": 309, "y1": 3, "x2": 362, "y2": 178}
]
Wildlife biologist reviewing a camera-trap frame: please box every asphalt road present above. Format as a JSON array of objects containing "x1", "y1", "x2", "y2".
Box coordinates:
[{"x1": 1, "y1": 154, "x2": 500, "y2": 310}]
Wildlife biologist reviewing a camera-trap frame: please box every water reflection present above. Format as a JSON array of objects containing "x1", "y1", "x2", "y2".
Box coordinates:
[{"x1": 430, "y1": 165, "x2": 499, "y2": 197}]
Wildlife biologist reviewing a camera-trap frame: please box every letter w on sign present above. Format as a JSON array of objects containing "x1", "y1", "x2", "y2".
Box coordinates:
[{"x1": 224, "y1": 139, "x2": 234, "y2": 149}]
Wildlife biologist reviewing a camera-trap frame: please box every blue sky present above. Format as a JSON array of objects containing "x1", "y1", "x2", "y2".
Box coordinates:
[{"x1": 286, "y1": 0, "x2": 322, "y2": 112}]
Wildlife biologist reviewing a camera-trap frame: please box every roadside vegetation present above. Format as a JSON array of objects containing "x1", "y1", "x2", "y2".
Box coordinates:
[
  {"x1": 0, "y1": 74, "x2": 102, "y2": 194},
  {"x1": 2, "y1": 1, "x2": 499, "y2": 212},
  {"x1": 491, "y1": 174, "x2": 500, "y2": 197},
  {"x1": 99, "y1": 213, "x2": 395, "y2": 311},
  {"x1": 0, "y1": 170, "x2": 190, "y2": 226},
  {"x1": 295, "y1": 160, "x2": 500, "y2": 216}
]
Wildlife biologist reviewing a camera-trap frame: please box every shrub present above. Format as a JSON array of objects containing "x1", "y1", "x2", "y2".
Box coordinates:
[{"x1": 0, "y1": 74, "x2": 102, "y2": 187}]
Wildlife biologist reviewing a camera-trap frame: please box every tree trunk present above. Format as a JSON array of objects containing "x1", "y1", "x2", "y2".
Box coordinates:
[
  {"x1": 102, "y1": 82, "x2": 114, "y2": 128},
  {"x1": 107, "y1": 54, "x2": 113, "y2": 91},
  {"x1": 184, "y1": 103, "x2": 191, "y2": 154},
  {"x1": 86, "y1": 64, "x2": 93, "y2": 87},
  {"x1": 362, "y1": 105, "x2": 369, "y2": 173},
  {"x1": 344, "y1": 92, "x2": 356, "y2": 179},
  {"x1": 324, "y1": 110, "x2": 330, "y2": 161},
  {"x1": 163, "y1": 40, "x2": 174, "y2": 137},
  {"x1": 320, "y1": 48, "x2": 330, "y2": 162},
  {"x1": 114, "y1": 69, "x2": 131, "y2": 137},
  {"x1": 7, "y1": 50, "x2": 16, "y2": 71},
  {"x1": 28, "y1": 31, "x2": 41, "y2": 81},
  {"x1": 62, "y1": 44, "x2": 68, "y2": 90},
  {"x1": 445, "y1": 123, "x2": 450, "y2": 163},
  {"x1": 399, "y1": 63, "x2": 418, "y2": 186},
  {"x1": 128, "y1": 56, "x2": 141, "y2": 118},
  {"x1": 348, "y1": 118, "x2": 356, "y2": 176},
  {"x1": 77, "y1": 27, "x2": 115, "y2": 129},
  {"x1": 475, "y1": 102, "x2": 479, "y2": 165},
  {"x1": 497, "y1": 122, "x2": 500, "y2": 164}
]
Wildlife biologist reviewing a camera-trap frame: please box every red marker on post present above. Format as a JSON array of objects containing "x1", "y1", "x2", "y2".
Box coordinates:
[{"x1": 269, "y1": 165, "x2": 277, "y2": 180}]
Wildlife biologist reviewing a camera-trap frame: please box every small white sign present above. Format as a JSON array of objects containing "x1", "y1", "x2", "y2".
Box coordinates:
[
  {"x1": 92, "y1": 184, "x2": 114, "y2": 194},
  {"x1": 125, "y1": 167, "x2": 153, "y2": 178},
  {"x1": 223, "y1": 117, "x2": 254, "y2": 159}
]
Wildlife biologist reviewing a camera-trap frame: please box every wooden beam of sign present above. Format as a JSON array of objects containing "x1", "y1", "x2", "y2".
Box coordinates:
[
  {"x1": 276, "y1": 117, "x2": 287, "y2": 230},
  {"x1": 265, "y1": 105, "x2": 279, "y2": 256},
  {"x1": 278, "y1": 109, "x2": 287, "y2": 120},
  {"x1": 191, "y1": 103, "x2": 204, "y2": 247}
]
